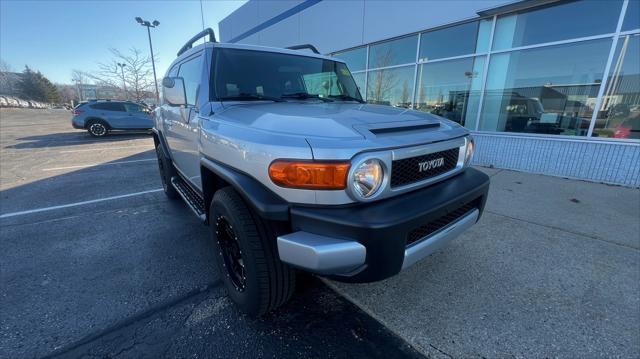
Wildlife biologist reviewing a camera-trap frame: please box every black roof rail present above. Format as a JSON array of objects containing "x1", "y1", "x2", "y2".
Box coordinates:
[
  {"x1": 177, "y1": 28, "x2": 217, "y2": 57},
  {"x1": 286, "y1": 44, "x2": 320, "y2": 54}
]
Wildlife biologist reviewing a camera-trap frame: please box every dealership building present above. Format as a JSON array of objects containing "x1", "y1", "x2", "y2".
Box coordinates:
[{"x1": 219, "y1": 0, "x2": 640, "y2": 187}]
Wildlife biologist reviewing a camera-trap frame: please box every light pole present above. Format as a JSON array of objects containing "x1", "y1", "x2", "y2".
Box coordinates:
[
  {"x1": 117, "y1": 62, "x2": 127, "y2": 100},
  {"x1": 135, "y1": 17, "x2": 160, "y2": 103}
]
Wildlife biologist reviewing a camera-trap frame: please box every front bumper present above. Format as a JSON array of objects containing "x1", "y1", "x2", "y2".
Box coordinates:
[{"x1": 277, "y1": 167, "x2": 490, "y2": 282}]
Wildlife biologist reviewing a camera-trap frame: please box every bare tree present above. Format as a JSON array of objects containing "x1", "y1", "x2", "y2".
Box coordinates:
[
  {"x1": 0, "y1": 59, "x2": 16, "y2": 94},
  {"x1": 71, "y1": 69, "x2": 90, "y2": 101},
  {"x1": 97, "y1": 48, "x2": 156, "y2": 101},
  {"x1": 56, "y1": 84, "x2": 79, "y2": 104},
  {"x1": 0, "y1": 58, "x2": 12, "y2": 74},
  {"x1": 400, "y1": 79, "x2": 410, "y2": 107},
  {"x1": 370, "y1": 48, "x2": 398, "y2": 106}
]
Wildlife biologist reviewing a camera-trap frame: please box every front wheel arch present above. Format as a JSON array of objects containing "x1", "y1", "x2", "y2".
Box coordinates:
[{"x1": 84, "y1": 117, "x2": 109, "y2": 130}]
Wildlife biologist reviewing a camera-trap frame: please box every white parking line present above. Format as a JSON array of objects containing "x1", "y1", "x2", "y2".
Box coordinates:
[
  {"x1": 0, "y1": 188, "x2": 164, "y2": 219},
  {"x1": 59, "y1": 145, "x2": 153, "y2": 153},
  {"x1": 42, "y1": 158, "x2": 156, "y2": 172}
]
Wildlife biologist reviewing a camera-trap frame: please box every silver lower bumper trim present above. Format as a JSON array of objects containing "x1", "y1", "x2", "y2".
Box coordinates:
[
  {"x1": 402, "y1": 209, "x2": 479, "y2": 270},
  {"x1": 277, "y1": 232, "x2": 366, "y2": 275}
]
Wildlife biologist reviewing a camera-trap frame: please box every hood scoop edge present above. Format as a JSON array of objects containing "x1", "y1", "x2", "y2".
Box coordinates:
[{"x1": 369, "y1": 123, "x2": 440, "y2": 135}]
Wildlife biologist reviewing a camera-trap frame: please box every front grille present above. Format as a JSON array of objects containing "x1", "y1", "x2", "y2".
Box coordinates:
[
  {"x1": 406, "y1": 199, "x2": 478, "y2": 246},
  {"x1": 390, "y1": 148, "x2": 459, "y2": 188}
]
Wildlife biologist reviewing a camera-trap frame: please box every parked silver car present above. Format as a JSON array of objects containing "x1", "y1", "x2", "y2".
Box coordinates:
[{"x1": 154, "y1": 29, "x2": 490, "y2": 316}]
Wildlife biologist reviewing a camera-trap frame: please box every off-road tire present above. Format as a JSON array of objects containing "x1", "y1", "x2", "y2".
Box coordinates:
[
  {"x1": 210, "y1": 187, "x2": 296, "y2": 317},
  {"x1": 86, "y1": 120, "x2": 109, "y2": 137},
  {"x1": 155, "y1": 145, "x2": 179, "y2": 199}
]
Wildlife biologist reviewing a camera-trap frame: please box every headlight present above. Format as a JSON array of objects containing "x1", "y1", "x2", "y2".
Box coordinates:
[
  {"x1": 352, "y1": 159, "x2": 383, "y2": 198},
  {"x1": 464, "y1": 137, "x2": 475, "y2": 167}
]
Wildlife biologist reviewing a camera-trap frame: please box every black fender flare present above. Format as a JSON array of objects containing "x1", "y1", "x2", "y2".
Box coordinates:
[
  {"x1": 151, "y1": 128, "x2": 173, "y2": 161},
  {"x1": 200, "y1": 157, "x2": 289, "y2": 222}
]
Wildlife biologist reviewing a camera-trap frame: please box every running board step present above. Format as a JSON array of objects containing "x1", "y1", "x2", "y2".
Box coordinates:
[{"x1": 171, "y1": 176, "x2": 206, "y2": 221}]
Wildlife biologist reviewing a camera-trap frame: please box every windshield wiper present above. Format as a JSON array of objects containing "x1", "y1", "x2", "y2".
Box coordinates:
[
  {"x1": 281, "y1": 92, "x2": 333, "y2": 102},
  {"x1": 219, "y1": 93, "x2": 284, "y2": 102},
  {"x1": 328, "y1": 94, "x2": 365, "y2": 103}
]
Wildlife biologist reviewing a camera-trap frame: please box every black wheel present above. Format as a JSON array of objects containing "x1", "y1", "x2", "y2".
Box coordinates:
[
  {"x1": 210, "y1": 187, "x2": 296, "y2": 317},
  {"x1": 87, "y1": 120, "x2": 109, "y2": 137},
  {"x1": 155, "y1": 145, "x2": 179, "y2": 199}
]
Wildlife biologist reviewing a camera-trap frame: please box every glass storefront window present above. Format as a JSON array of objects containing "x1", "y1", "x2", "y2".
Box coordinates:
[
  {"x1": 352, "y1": 72, "x2": 366, "y2": 99},
  {"x1": 475, "y1": 19, "x2": 493, "y2": 54},
  {"x1": 480, "y1": 39, "x2": 612, "y2": 136},
  {"x1": 592, "y1": 34, "x2": 640, "y2": 139},
  {"x1": 334, "y1": 46, "x2": 367, "y2": 72},
  {"x1": 622, "y1": 0, "x2": 640, "y2": 32},
  {"x1": 414, "y1": 56, "x2": 485, "y2": 129},
  {"x1": 419, "y1": 21, "x2": 486, "y2": 61},
  {"x1": 493, "y1": 0, "x2": 623, "y2": 51},
  {"x1": 368, "y1": 35, "x2": 418, "y2": 69},
  {"x1": 366, "y1": 65, "x2": 415, "y2": 108}
]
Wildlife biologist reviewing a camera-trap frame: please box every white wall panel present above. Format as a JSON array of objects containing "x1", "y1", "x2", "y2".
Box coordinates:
[
  {"x1": 220, "y1": 1, "x2": 259, "y2": 40},
  {"x1": 361, "y1": 0, "x2": 509, "y2": 44},
  {"x1": 256, "y1": 15, "x2": 301, "y2": 47},
  {"x1": 258, "y1": 0, "x2": 304, "y2": 22},
  {"x1": 472, "y1": 134, "x2": 640, "y2": 187},
  {"x1": 300, "y1": 0, "x2": 364, "y2": 53}
]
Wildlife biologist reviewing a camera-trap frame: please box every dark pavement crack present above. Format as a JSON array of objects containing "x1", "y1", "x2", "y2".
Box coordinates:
[
  {"x1": 428, "y1": 344, "x2": 453, "y2": 358},
  {"x1": 485, "y1": 210, "x2": 640, "y2": 251},
  {"x1": 42, "y1": 280, "x2": 221, "y2": 358}
]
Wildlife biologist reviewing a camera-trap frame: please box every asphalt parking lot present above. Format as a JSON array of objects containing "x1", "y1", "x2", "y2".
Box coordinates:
[
  {"x1": 1, "y1": 108, "x2": 639, "y2": 358},
  {"x1": 0, "y1": 109, "x2": 421, "y2": 359}
]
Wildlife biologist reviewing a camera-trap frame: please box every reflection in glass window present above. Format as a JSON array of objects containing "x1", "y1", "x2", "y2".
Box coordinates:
[
  {"x1": 352, "y1": 72, "x2": 366, "y2": 99},
  {"x1": 366, "y1": 65, "x2": 415, "y2": 108},
  {"x1": 334, "y1": 47, "x2": 367, "y2": 72},
  {"x1": 368, "y1": 35, "x2": 418, "y2": 69},
  {"x1": 480, "y1": 39, "x2": 611, "y2": 136},
  {"x1": 475, "y1": 19, "x2": 493, "y2": 54},
  {"x1": 593, "y1": 34, "x2": 640, "y2": 139},
  {"x1": 419, "y1": 21, "x2": 486, "y2": 61},
  {"x1": 493, "y1": 0, "x2": 623, "y2": 50},
  {"x1": 622, "y1": 0, "x2": 640, "y2": 32},
  {"x1": 415, "y1": 57, "x2": 485, "y2": 129},
  {"x1": 179, "y1": 55, "x2": 203, "y2": 106}
]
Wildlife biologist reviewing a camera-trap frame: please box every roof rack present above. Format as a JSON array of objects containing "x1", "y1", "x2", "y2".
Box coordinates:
[
  {"x1": 286, "y1": 44, "x2": 320, "y2": 54},
  {"x1": 177, "y1": 28, "x2": 217, "y2": 56}
]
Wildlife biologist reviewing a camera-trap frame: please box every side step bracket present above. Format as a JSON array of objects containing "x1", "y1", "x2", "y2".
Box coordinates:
[{"x1": 171, "y1": 176, "x2": 206, "y2": 222}]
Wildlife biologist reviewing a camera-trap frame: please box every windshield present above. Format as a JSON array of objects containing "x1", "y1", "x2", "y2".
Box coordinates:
[{"x1": 212, "y1": 48, "x2": 363, "y2": 102}]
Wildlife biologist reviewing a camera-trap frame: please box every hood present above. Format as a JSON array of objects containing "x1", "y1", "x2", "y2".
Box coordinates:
[{"x1": 215, "y1": 102, "x2": 469, "y2": 158}]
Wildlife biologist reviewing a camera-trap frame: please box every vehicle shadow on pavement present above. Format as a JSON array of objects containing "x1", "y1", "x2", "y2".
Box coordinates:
[
  {"x1": 48, "y1": 275, "x2": 421, "y2": 359},
  {"x1": 1, "y1": 153, "x2": 420, "y2": 359},
  {"x1": 5, "y1": 131, "x2": 152, "y2": 149}
]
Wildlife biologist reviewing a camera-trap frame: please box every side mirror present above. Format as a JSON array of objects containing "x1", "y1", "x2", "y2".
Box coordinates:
[{"x1": 162, "y1": 77, "x2": 186, "y2": 106}]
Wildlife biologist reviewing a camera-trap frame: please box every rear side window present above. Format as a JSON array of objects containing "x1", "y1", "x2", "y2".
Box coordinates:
[
  {"x1": 178, "y1": 54, "x2": 203, "y2": 106},
  {"x1": 124, "y1": 103, "x2": 142, "y2": 112},
  {"x1": 90, "y1": 102, "x2": 126, "y2": 111}
]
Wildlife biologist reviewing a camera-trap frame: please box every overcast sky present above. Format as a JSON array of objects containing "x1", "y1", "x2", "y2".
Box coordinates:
[{"x1": 0, "y1": 0, "x2": 246, "y2": 84}]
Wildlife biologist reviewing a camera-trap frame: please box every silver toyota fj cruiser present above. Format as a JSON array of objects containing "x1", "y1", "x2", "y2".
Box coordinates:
[{"x1": 154, "y1": 29, "x2": 490, "y2": 316}]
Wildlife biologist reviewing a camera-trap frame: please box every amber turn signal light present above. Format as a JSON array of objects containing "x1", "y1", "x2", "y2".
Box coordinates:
[{"x1": 269, "y1": 160, "x2": 351, "y2": 190}]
